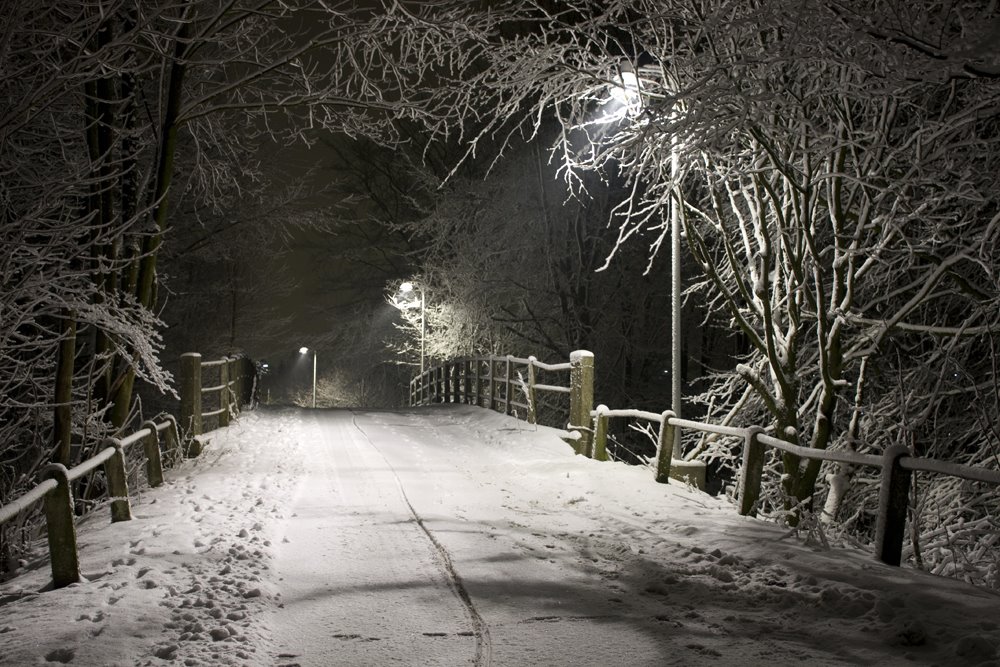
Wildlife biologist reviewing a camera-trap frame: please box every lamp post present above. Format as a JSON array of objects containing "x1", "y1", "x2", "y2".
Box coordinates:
[
  {"x1": 607, "y1": 61, "x2": 683, "y2": 455},
  {"x1": 398, "y1": 282, "x2": 426, "y2": 374},
  {"x1": 670, "y1": 132, "x2": 682, "y2": 435},
  {"x1": 299, "y1": 346, "x2": 316, "y2": 408}
]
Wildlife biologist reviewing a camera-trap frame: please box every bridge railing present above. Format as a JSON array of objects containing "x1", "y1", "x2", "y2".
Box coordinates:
[
  {"x1": 412, "y1": 351, "x2": 1000, "y2": 568},
  {"x1": 0, "y1": 352, "x2": 256, "y2": 589},
  {"x1": 409, "y1": 350, "x2": 595, "y2": 453},
  {"x1": 179, "y1": 353, "x2": 255, "y2": 450},
  {"x1": 0, "y1": 415, "x2": 181, "y2": 588}
]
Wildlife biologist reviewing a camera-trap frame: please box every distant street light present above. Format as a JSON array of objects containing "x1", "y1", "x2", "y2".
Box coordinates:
[
  {"x1": 603, "y1": 61, "x2": 683, "y2": 453},
  {"x1": 299, "y1": 346, "x2": 316, "y2": 408},
  {"x1": 395, "y1": 282, "x2": 426, "y2": 374}
]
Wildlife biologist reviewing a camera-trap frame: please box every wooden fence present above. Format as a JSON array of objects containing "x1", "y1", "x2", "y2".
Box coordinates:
[
  {"x1": 0, "y1": 353, "x2": 255, "y2": 589},
  {"x1": 411, "y1": 350, "x2": 1000, "y2": 568},
  {"x1": 179, "y1": 353, "x2": 255, "y2": 450},
  {"x1": 409, "y1": 350, "x2": 594, "y2": 454}
]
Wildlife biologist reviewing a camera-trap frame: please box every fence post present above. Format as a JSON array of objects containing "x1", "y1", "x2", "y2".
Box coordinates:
[
  {"x1": 443, "y1": 362, "x2": 452, "y2": 403},
  {"x1": 103, "y1": 438, "x2": 132, "y2": 522},
  {"x1": 230, "y1": 357, "x2": 241, "y2": 414},
  {"x1": 163, "y1": 415, "x2": 181, "y2": 465},
  {"x1": 141, "y1": 420, "x2": 164, "y2": 488},
  {"x1": 218, "y1": 360, "x2": 230, "y2": 427},
  {"x1": 875, "y1": 444, "x2": 913, "y2": 566},
  {"x1": 504, "y1": 356, "x2": 513, "y2": 416},
  {"x1": 527, "y1": 358, "x2": 538, "y2": 425},
  {"x1": 654, "y1": 410, "x2": 677, "y2": 482},
  {"x1": 179, "y1": 353, "x2": 202, "y2": 439},
  {"x1": 568, "y1": 350, "x2": 595, "y2": 456},
  {"x1": 453, "y1": 362, "x2": 462, "y2": 403},
  {"x1": 487, "y1": 359, "x2": 497, "y2": 411},
  {"x1": 40, "y1": 464, "x2": 80, "y2": 589},
  {"x1": 474, "y1": 359, "x2": 482, "y2": 407},
  {"x1": 592, "y1": 405, "x2": 609, "y2": 461},
  {"x1": 463, "y1": 359, "x2": 472, "y2": 404},
  {"x1": 738, "y1": 426, "x2": 766, "y2": 516}
]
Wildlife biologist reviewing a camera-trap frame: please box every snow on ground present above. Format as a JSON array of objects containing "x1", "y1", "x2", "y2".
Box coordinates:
[{"x1": 1, "y1": 405, "x2": 998, "y2": 666}]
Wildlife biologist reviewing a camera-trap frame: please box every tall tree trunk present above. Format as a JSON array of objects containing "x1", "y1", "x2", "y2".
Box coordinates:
[
  {"x1": 53, "y1": 311, "x2": 77, "y2": 466},
  {"x1": 84, "y1": 7, "x2": 118, "y2": 412},
  {"x1": 110, "y1": 7, "x2": 192, "y2": 428}
]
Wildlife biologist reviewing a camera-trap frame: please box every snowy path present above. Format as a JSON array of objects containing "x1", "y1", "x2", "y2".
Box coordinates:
[
  {"x1": 1, "y1": 405, "x2": 998, "y2": 666},
  {"x1": 270, "y1": 411, "x2": 482, "y2": 665}
]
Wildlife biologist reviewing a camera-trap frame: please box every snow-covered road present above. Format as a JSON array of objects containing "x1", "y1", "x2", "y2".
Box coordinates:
[{"x1": 1, "y1": 406, "x2": 998, "y2": 666}]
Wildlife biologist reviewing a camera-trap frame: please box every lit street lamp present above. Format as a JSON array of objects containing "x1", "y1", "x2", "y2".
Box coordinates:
[
  {"x1": 299, "y1": 346, "x2": 316, "y2": 408},
  {"x1": 606, "y1": 61, "x2": 682, "y2": 455},
  {"x1": 396, "y1": 282, "x2": 426, "y2": 374}
]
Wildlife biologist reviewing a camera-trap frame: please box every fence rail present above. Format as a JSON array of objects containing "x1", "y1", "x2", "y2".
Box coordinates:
[
  {"x1": 0, "y1": 352, "x2": 256, "y2": 589},
  {"x1": 411, "y1": 350, "x2": 1000, "y2": 568}
]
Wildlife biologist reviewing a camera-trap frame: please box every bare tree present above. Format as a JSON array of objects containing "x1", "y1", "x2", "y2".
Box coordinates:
[{"x1": 361, "y1": 0, "x2": 1000, "y2": 583}]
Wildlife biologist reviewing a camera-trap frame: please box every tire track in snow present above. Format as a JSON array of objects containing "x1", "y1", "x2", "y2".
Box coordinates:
[{"x1": 349, "y1": 411, "x2": 493, "y2": 667}]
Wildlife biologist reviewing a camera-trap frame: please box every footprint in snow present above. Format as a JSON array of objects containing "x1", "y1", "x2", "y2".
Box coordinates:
[{"x1": 44, "y1": 648, "x2": 75, "y2": 663}]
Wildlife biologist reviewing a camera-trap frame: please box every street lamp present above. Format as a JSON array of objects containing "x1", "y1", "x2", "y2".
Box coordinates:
[
  {"x1": 604, "y1": 61, "x2": 682, "y2": 454},
  {"x1": 609, "y1": 61, "x2": 642, "y2": 115},
  {"x1": 396, "y1": 282, "x2": 426, "y2": 374},
  {"x1": 299, "y1": 346, "x2": 316, "y2": 408}
]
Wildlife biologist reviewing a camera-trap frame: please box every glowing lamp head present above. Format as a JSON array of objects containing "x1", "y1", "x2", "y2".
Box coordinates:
[
  {"x1": 609, "y1": 61, "x2": 642, "y2": 115},
  {"x1": 299, "y1": 346, "x2": 309, "y2": 355}
]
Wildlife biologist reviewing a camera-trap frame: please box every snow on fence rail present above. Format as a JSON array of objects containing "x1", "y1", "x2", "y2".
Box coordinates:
[
  {"x1": 411, "y1": 350, "x2": 1000, "y2": 568},
  {"x1": 0, "y1": 353, "x2": 256, "y2": 590}
]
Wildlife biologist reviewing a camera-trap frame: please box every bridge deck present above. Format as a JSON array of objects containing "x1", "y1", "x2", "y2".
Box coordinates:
[{"x1": 1, "y1": 406, "x2": 998, "y2": 666}]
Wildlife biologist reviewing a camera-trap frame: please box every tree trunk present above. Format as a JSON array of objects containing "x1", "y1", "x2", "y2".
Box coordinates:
[
  {"x1": 110, "y1": 8, "x2": 192, "y2": 428},
  {"x1": 53, "y1": 311, "x2": 77, "y2": 466}
]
